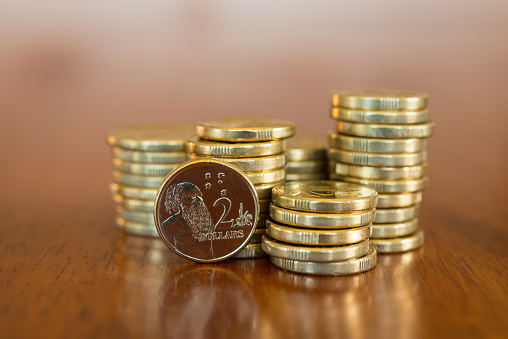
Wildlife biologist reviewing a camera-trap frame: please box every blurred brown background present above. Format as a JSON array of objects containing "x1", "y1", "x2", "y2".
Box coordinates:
[{"x1": 1, "y1": 1, "x2": 507, "y2": 338}]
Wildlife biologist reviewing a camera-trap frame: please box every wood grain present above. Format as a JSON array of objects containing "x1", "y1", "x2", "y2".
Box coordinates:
[{"x1": 1, "y1": 1, "x2": 507, "y2": 338}]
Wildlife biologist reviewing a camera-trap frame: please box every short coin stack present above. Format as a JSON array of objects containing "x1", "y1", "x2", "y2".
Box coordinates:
[
  {"x1": 328, "y1": 89, "x2": 435, "y2": 253},
  {"x1": 262, "y1": 181, "x2": 378, "y2": 275},
  {"x1": 187, "y1": 117, "x2": 295, "y2": 258},
  {"x1": 285, "y1": 134, "x2": 328, "y2": 182},
  {"x1": 107, "y1": 124, "x2": 194, "y2": 237}
]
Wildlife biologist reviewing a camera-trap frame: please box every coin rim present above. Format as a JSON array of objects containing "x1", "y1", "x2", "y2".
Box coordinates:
[
  {"x1": 196, "y1": 117, "x2": 295, "y2": 141},
  {"x1": 370, "y1": 229, "x2": 424, "y2": 253}
]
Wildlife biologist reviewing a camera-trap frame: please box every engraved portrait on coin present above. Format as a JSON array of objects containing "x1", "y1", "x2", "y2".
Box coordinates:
[{"x1": 154, "y1": 160, "x2": 259, "y2": 263}]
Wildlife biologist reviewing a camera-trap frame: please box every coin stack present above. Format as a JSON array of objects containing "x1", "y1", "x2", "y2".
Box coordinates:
[
  {"x1": 187, "y1": 117, "x2": 295, "y2": 258},
  {"x1": 285, "y1": 135, "x2": 328, "y2": 182},
  {"x1": 328, "y1": 89, "x2": 435, "y2": 253},
  {"x1": 107, "y1": 124, "x2": 194, "y2": 237},
  {"x1": 262, "y1": 181, "x2": 378, "y2": 275}
]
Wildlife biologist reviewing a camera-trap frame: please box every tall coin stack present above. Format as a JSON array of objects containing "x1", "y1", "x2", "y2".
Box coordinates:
[
  {"x1": 328, "y1": 89, "x2": 435, "y2": 253},
  {"x1": 262, "y1": 181, "x2": 378, "y2": 275},
  {"x1": 107, "y1": 124, "x2": 194, "y2": 237},
  {"x1": 187, "y1": 117, "x2": 295, "y2": 258},
  {"x1": 285, "y1": 135, "x2": 328, "y2": 182}
]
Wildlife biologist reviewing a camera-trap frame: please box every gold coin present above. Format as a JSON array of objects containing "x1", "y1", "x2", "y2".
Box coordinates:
[
  {"x1": 112, "y1": 170, "x2": 165, "y2": 189},
  {"x1": 266, "y1": 219, "x2": 371, "y2": 246},
  {"x1": 330, "y1": 175, "x2": 428, "y2": 193},
  {"x1": 113, "y1": 158, "x2": 179, "y2": 176},
  {"x1": 110, "y1": 182, "x2": 158, "y2": 200},
  {"x1": 270, "y1": 204, "x2": 375, "y2": 229},
  {"x1": 187, "y1": 136, "x2": 285, "y2": 157},
  {"x1": 107, "y1": 123, "x2": 194, "y2": 152},
  {"x1": 374, "y1": 204, "x2": 420, "y2": 224},
  {"x1": 115, "y1": 217, "x2": 158, "y2": 237},
  {"x1": 116, "y1": 206, "x2": 154, "y2": 224},
  {"x1": 259, "y1": 199, "x2": 271, "y2": 214},
  {"x1": 262, "y1": 235, "x2": 370, "y2": 262},
  {"x1": 245, "y1": 168, "x2": 286, "y2": 185},
  {"x1": 113, "y1": 194, "x2": 154, "y2": 212},
  {"x1": 286, "y1": 160, "x2": 327, "y2": 174},
  {"x1": 255, "y1": 181, "x2": 285, "y2": 200},
  {"x1": 331, "y1": 89, "x2": 428, "y2": 110},
  {"x1": 370, "y1": 229, "x2": 424, "y2": 253},
  {"x1": 232, "y1": 243, "x2": 267, "y2": 259},
  {"x1": 377, "y1": 192, "x2": 422, "y2": 208},
  {"x1": 189, "y1": 153, "x2": 287, "y2": 172},
  {"x1": 286, "y1": 172, "x2": 328, "y2": 181},
  {"x1": 249, "y1": 228, "x2": 266, "y2": 244},
  {"x1": 330, "y1": 161, "x2": 427, "y2": 180},
  {"x1": 270, "y1": 245, "x2": 377, "y2": 276},
  {"x1": 337, "y1": 121, "x2": 435, "y2": 139},
  {"x1": 196, "y1": 117, "x2": 295, "y2": 141},
  {"x1": 371, "y1": 219, "x2": 419, "y2": 238},
  {"x1": 286, "y1": 134, "x2": 328, "y2": 161},
  {"x1": 328, "y1": 148, "x2": 427, "y2": 167},
  {"x1": 112, "y1": 147, "x2": 188, "y2": 164},
  {"x1": 331, "y1": 107, "x2": 429, "y2": 124},
  {"x1": 329, "y1": 133, "x2": 427, "y2": 153},
  {"x1": 272, "y1": 180, "x2": 378, "y2": 213}
]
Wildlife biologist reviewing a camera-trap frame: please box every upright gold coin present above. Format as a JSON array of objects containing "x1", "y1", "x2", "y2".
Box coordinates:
[
  {"x1": 337, "y1": 121, "x2": 435, "y2": 139},
  {"x1": 328, "y1": 148, "x2": 427, "y2": 167},
  {"x1": 110, "y1": 183, "x2": 158, "y2": 200},
  {"x1": 329, "y1": 134, "x2": 427, "y2": 153},
  {"x1": 196, "y1": 117, "x2": 295, "y2": 141},
  {"x1": 262, "y1": 235, "x2": 370, "y2": 262},
  {"x1": 286, "y1": 172, "x2": 328, "y2": 181},
  {"x1": 377, "y1": 192, "x2": 422, "y2": 208},
  {"x1": 272, "y1": 180, "x2": 378, "y2": 213},
  {"x1": 286, "y1": 160, "x2": 327, "y2": 174},
  {"x1": 112, "y1": 147, "x2": 188, "y2": 164},
  {"x1": 371, "y1": 219, "x2": 419, "y2": 238},
  {"x1": 113, "y1": 158, "x2": 179, "y2": 176},
  {"x1": 107, "y1": 124, "x2": 194, "y2": 151},
  {"x1": 374, "y1": 204, "x2": 420, "y2": 224},
  {"x1": 330, "y1": 162, "x2": 427, "y2": 180},
  {"x1": 331, "y1": 89, "x2": 428, "y2": 110},
  {"x1": 189, "y1": 153, "x2": 287, "y2": 172},
  {"x1": 286, "y1": 134, "x2": 328, "y2": 161},
  {"x1": 112, "y1": 171, "x2": 165, "y2": 189},
  {"x1": 331, "y1": 175, "x2": 428, "y2": 193},
  {"x1": 113, "y1": 194, "x2": 154, "y2": 212},
  {"x1": 115, "y1": 217, "x2": 159, "y2": 237},
  {"x1": 270, "y1": 245, "x2": 377, "y2": 276},
  {"x1": 370, "y1": 229, "x2": 424, "y2": 253},
  {"x1": 270, "y1": 204, "x2": 375, "y2": 229},
  {"x1": 266, "y1": 219, "x2": 372, "y2": 246},
  {"x1": 187, "y1": 136, "x2": 285, "y2": 157},
  {"x1": 153, "y1": 159, "x2": 259, "y2": 263},
  {"x1": 232, "y1": 243, "x2": 267, "y2": 259},
  {"x1": 245, "y1": 168, "x2": 286, "y2": 185},
  {"x1": 331, "y1": 107, "x2": 429, "y2": 124}
]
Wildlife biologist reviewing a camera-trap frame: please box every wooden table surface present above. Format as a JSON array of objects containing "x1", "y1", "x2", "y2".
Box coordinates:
[{"x1": 1, "y1": 2, "x2": 507, "y2": 338}]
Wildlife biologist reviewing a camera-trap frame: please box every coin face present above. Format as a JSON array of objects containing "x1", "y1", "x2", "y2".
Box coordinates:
[
  {"x1": 196, "y1": 117, "x2": 295, "y2": 141},
  {"x1": 107, "y1": 124, "x2": 195, "y2": 151},
  {"x1": 331, "y1": 89, "x2": 428, "y2": 110},
  {"x1": 154, "y1": 159, "x2": 259, "y2": 263},
  {"x1": 272, "y1": 180, "x2": 378, "y2": 213}
]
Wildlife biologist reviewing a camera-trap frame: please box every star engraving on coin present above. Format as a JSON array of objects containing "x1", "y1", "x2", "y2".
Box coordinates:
[{"x1": 154, "y1": 159, "x2": 259, "y2": 263}]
